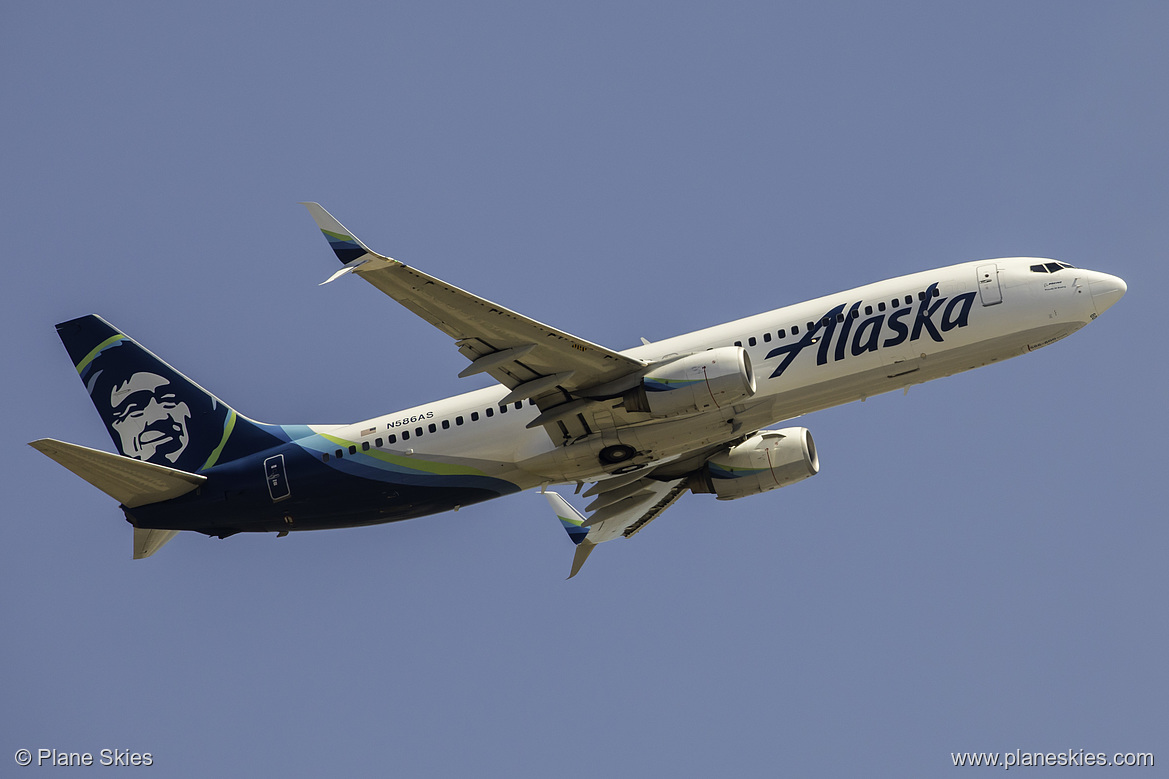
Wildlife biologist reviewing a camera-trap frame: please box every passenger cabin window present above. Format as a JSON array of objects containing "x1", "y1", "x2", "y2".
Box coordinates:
[
  {"x1": 734, "y1": 340, "x2": 742, "y2": 347},
  {"x1": 515, "y1": 401, "x2": 523, "y2": 410},
  {"x1": 442, "y1": 420, "x2": 450, "y2": 430},
  {"x1": 322, "y1": 453, "x2": 330, "y2": 462},
  {"x1": 456, "y1": 416, "x2": 464, "y2": 426},
  {"x1": 361, "y1": 441, "x2": 370, "y2": 451},
  {"x1": 778, "y1": 328, "x2": 786, "y2": 338},
  {"x1": 865, "y1": 305, "x2": 873, "y2": 315},
  {"x1": 414, "y1": 427, "x2": 423, "y2": 436},
  {"x1": 485, "y1": 407, "x2": 494, "y2": 418},
  {"x1": 763, "y1": 332, "x2": 771, "y2": 343},
  {"x1": 748, "y1": 336, "x2": 757, "y2": 346},
  {"x1": 375, "y1": 438, "x2": 383, "y2": 447},
  {"x1": 388, "y1": 434, "x2": 396, "y2": 444},
  {"x1": 428, "y1": 423, "x2": 436, "y2": 433},
  {"x1": 878, "y1": 302, "x2": 886, "y2": 312},
  {"x1": 402, "y1": 431, "x2": 410, "y2": 440},
  {"x1": 791, "y1": 325, "x2": 799, "y2": 335},
  {"x1": 335, "y1": 449, "x2": 343, "y2": 458},
  {"x1": 348, "y1": 445, "x2": 356, "y2": 455},
  {"x1": 471, "y1": 412, "x2": 479, "y2": 422}
]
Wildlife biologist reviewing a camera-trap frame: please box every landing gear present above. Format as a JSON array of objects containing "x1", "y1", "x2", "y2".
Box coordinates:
[{"x1": 599, "y1": 444, "x2": 637, "y2": 465}]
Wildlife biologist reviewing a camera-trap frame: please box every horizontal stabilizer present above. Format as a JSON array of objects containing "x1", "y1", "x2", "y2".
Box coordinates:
[
  {"x1": 30, "y1": 438, "x2": 206, "y2": 508},
  {"x1": 134, "y1": 528, "x2": 180, "y2": 559}
]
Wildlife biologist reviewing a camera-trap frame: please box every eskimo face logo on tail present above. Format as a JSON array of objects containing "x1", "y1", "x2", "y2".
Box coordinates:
[
  {"x1": 108, "y1": 371, "x2": 191, "y2": 463},
  {"x1": 81, "y1": 342, "x2": 225, "y2": 471},
  {"x1": 765, "y1": 283, "x2": 978, "y2": 378}
]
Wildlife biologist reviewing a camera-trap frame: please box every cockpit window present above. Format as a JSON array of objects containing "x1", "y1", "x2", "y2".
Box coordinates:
[
  {"x1": 1031, "y1": 262, "x2": 1077, "y2": 273},
  {"x1": 1032, "y1": 262, "x2": 1077, "y2": 273}
]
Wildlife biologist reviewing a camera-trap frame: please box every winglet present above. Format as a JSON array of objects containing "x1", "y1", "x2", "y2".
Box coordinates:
[
  {"x1": 545, "y1": 491, "x2": 588, "y2": 545},
  {"x1": 544, "y1": 492, "x2": 596, "y2": 579},
  {"x1": 301, "y1": 203, "x2": 398, "y2": 285},
  {"x1": 568, "y1": 540, "x2": 596, "y2": 580},
  {"x1": 300, "y1": 202, "x2": 374, "y2": 264}
]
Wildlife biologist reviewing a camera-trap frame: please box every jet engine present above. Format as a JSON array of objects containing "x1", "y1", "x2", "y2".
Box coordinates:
[
  {"x1": 623, "y1": 346, "x2": 756, "y2": 417},
  {"x1": 688, "y1": 428, "x2": 819, "y2": 500}
]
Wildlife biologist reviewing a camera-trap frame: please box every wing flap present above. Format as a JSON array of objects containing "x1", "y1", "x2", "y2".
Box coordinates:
[{"x1": 583, "y1": 478, "x2": 688, "y2": 539}]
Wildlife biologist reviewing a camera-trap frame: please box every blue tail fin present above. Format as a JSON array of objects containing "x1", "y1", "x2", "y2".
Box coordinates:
[{"x1": 57, "y1": 315, "x2": 283, "y2": 472}]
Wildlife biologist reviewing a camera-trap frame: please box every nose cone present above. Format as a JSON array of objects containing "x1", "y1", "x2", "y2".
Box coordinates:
[{"x1": 1089, "y1": 273, "x2": 1127, "y2": 316}]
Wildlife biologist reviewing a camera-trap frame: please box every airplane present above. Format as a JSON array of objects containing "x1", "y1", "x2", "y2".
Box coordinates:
[{"x1": 30, "y1": 203, "x2": 1127, "y2": 576}]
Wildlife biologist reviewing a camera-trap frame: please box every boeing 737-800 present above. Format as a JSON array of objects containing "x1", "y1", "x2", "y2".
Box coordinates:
[{"x1": 30, "y1": 204, "x2": 1127, "y2": 576}]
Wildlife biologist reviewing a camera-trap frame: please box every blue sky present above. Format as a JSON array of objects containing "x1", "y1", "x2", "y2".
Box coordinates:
[{"x1": 2, "y1": 3, "x2": 1165, "y2": 776}]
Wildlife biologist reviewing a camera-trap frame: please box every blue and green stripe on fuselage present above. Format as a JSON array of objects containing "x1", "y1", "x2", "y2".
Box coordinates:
[{"x1": 126, "y1": 426, "x2": 522, "y2": 535}]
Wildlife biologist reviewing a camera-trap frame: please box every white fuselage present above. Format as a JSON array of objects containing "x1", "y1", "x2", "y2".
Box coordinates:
[{"x1": 306, "y1": 258, "x2": 1123, "y2": 490}]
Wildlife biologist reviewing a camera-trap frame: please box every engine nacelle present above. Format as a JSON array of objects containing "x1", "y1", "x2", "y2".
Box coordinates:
[
  {"x1": 689, "y1": 428, "x2": 819, "y2": 500},
  {"x1": 623, "y1": 346, "x2": 756, "y2": 417}
]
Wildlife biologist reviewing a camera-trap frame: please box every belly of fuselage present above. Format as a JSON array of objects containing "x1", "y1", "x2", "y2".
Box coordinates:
[{"x1": 123, "y1": 446, "x2": 515, "y2": 536}]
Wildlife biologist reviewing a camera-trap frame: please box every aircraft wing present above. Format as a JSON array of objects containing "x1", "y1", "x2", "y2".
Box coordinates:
[
  {"x1": 303, "y1": 203, "x2": 645, "y2": 412},
  {"x1": 545, "y1": 473, "x2": 689, "y2": 578}
]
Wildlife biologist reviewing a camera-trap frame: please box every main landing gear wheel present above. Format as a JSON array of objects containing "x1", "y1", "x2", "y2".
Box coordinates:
[{"x1": 599, "y1": 444, "x2": 637, "y2": 465}]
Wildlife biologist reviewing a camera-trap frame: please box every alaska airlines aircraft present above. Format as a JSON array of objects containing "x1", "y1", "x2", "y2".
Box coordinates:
[{"x1": 31, "y1": 204, "x2": 1127, "y2": 576}]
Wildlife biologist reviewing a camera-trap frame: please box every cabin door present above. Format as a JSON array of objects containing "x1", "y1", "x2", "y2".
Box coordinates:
[
  {"x1": 264, "y1": 454, "x2": 291, "y2": 503},
  {"x1": 976, "y1": 264, "x2": 1002, "y2": 306}
]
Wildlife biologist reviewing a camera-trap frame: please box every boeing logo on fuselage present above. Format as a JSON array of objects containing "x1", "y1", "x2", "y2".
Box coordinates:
[{"x1": 765, "y1": 282, "x2": 978, "y2": 378}]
